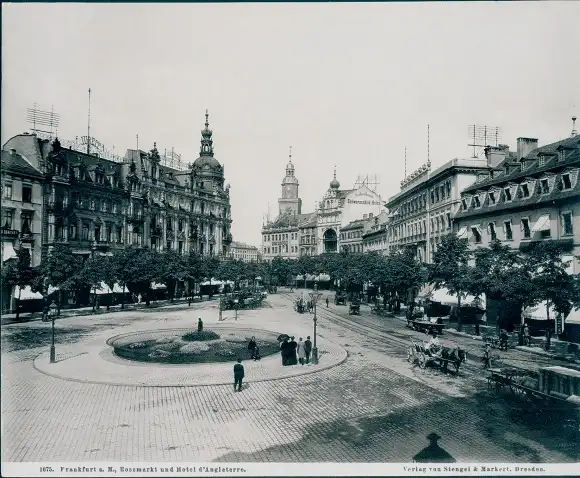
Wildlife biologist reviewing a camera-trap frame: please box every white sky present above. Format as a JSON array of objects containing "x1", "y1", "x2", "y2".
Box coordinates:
[{"x1": 2, "y1": 2, "x2": 579, "y2": 246}]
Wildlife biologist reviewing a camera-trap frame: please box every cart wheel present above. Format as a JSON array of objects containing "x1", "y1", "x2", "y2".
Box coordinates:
[
  {"x1": 418, "y1": 354, "x2": 427, "y2": 369},
  {"x1": 407, "y1": 347, "x2": 414, "y2": 363},
  {"x1": 454, "y1": 361, "x2": 460, "y2": 373}
]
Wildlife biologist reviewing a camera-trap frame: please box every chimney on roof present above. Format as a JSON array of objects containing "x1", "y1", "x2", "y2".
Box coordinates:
[
  {"x1": 484, "y1": 144, "x2": 508, "y2": 169},
  {"x1": 516, "y1": 137, "x2": 538, "y2": 160},
  {"x1": 10, "y1": 149, "x2": 16, "y2": 155},
  {"x1": 572, "y1": 116, "x2": 578, "y2": 137}
]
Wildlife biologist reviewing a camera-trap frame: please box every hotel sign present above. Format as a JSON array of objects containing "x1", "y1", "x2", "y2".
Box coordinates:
[
  {"x1": 347, "y1": 199, "x2": 382, "y2": 205},
  {"x1": 79, "y1": 136, "x2": 104, "y2": 153}
]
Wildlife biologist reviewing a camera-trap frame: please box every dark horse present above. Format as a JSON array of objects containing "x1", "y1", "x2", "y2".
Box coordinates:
[{"x1": 438, "y1": 347, "x2": 467, "y2": 373}]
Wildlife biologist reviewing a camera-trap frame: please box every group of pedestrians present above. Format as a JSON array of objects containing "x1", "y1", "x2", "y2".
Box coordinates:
[{"x1": 280, "y1": 336, "x2": 312, "y2": 366}]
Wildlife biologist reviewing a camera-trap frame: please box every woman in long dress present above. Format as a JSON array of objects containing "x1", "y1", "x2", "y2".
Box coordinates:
[{"x1": 297, "y1": 337, "x2": 306, "y2": 365}]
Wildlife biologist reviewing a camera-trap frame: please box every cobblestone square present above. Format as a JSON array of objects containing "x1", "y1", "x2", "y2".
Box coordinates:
[{"x1": 1, "y1": 293, "x2": 578, "y2": 463}]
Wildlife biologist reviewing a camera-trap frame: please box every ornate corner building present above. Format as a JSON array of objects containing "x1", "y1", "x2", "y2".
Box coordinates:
[{"x1": 2, "y1": 111, "x2": 233, "y2": 259}]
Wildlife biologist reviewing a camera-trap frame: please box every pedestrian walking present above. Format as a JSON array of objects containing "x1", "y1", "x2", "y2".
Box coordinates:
[
  {"x1": 197, "y1": 317, "x2": 203, "y2": 332},
  {"x1": 233, "y1": 358, "x2": 244, "y2": 392},
  {"x1": 297, "y1": 337, "x2": 306, "y2": 365},
  {"x1": 326, "y1": 297, "x2": 329, "y2": 308},
  {"x1": 304, "y1": 336, "x2": 312, "y2": 364},
  {"x1": 188, "y1": 295, "x2": 192, "y2": 307},
  {"x1": 523, "y1": 323, "x2": 530, "y2": 346},
  {"x1": 248, "y1": 336, "x2": 257, "y2": 359}
]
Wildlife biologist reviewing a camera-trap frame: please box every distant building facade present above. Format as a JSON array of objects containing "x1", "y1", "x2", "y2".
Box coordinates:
[
  {"x1": 386, "y1": 157, "x2": 491, "y2": 263},
  {"x1": 2, "y1": 111, "x2": 233, "y2": 260},
  {"x1": 362, "y1": 210, "x2": 391, "y2": 254},
  {"x1": 261, "y1": 157, "x2": 385, "y2": 260},
  {"x1": 230, "y1": 241, "x2": 259, "y2": 262}
]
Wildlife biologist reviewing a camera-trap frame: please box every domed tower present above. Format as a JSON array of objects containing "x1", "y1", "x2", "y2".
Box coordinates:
[
  {"x1": 190, "y1": 110, "x2": 224, "y2": 189},
  {"x1": 278, "y1": 146, "x2": 302, "y2": 216},
  {"x1": 330, "y1": 167, "x2": 340, "y2": 190}
]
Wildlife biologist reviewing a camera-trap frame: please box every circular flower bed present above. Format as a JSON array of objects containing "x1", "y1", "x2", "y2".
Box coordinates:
[{"x1": 109, "y1": 328, "x2": 280, "y2": 365}]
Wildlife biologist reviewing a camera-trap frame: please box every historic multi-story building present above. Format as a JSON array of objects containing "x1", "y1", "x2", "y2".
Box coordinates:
[
  {"x1": 340, "y1": 217, "x2": 369, "y2": 253},
  {"x1": 454, "y1": 129, "x2": 580, "y2": 275},
  {"x1": 261, "y1": 157, "x2": 385, "y2": 260},
  {"x1": 229, "y1": 241, "x2": 259, "y2": 262},
  {"x1": 386, "y1": 156, "x2": 492, "y2": 263},
  {"x1": 2, "y1": 111, "x2": 233, "y2": 260},
  {"x1": 1, "y1": 148, "x2": 44, "y2": 267},
  {"x1": 362, "y1": 210, "x2": 391, "y2": 254}
]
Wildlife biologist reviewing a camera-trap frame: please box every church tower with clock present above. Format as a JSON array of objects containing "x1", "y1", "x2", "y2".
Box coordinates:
[{"x1": 278, "y1": 147, "x2": 302, "y2": 216}]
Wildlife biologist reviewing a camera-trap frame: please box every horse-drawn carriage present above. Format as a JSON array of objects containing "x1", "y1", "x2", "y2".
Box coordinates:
[
  {"x1": 221, "y1": 291, "x2": 264, "y2": 310},
  {"x1": 349, "y1": 301, "x2": 361, "y2": 315},
  {"x1": 407, "y1": 339, "x2": 466, "y2": 374},
  {"x1": 334, "y1": 290, "x2": 347, "y2": 305},
  {"x1": 294, "y1": 297, "x2": 311, "y2": 314},
  {"x1": 407, "y1": 315, "x2": 445, "y2": 335}
]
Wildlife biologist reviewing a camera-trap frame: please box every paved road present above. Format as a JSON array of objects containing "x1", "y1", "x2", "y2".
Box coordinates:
[{"x1": 1, "y1": 294, "x2": 578, "y2": 463}]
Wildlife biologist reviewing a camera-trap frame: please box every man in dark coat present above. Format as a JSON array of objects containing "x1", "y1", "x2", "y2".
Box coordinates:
[
  {"x1": 304, "y1": 336, "x2": 312, "y2": 364},
  {"x1": 289, "y1": 336, "x2": 298, "y2": 365},
  {"x1": 248, "y1": 336, "x2": 257, "y2": 359},
  {"x1": 197, "y1": 317, "x2": 203, "y2": 332},
  {"x1": 233, "y1": 358, "x2": 244, "y2": 392},
  {"x1": 281, "y1": 338, "x2": 290, "y2": 366}
]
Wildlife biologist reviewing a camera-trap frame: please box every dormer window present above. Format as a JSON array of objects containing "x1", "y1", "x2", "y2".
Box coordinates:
[
  {"x1": 539, "y1": 157, "x2": 545, "y2": 167},
  {"x1": 461, "y1": 198, "x2": 468, "y2": 210},
  {"x1": 562, "y1": 173, "x2": 572, "y2": 190},
  {"x1": 558, "y1": 150, "x2": 565, "y2": 162},
  {"x1": 504, "y1": 187, "x2": 512, "y2": 202},
  {"x1": 521, "y1": 183, "x2": 530, "y2": 198},
  {"x1": 488, "y1": 191, "x2": 496, "y2": 205},
  {"x1": 540, "y1": 179, "x2": 550, "y2": 194},
  {"x1": 473, "y1": 196, "x2": 481, "y2": 208}
]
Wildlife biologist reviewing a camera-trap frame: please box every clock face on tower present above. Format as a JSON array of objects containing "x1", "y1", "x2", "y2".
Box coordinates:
[{"x1": 284, "y1": 185, "x2": 294, "y2": 198}]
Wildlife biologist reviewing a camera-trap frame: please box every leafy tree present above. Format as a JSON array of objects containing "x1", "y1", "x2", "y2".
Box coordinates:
[
  {"x1": 114, "y1": 247, "x2": 160, "y2": 307},
  {"x1": 428, "y1": 234, "x2": 472, "y2": 331},
  {"x1": 185, "y1": 251, "x2": 204, "y2": 297},
  {"x1": 2, "y1": 248, "x2": 36, "y2": 319},
  {"x1": 34, "y1": 244, "x2": 83, "y2": 313},
  {"x1": 383, "y1": 249, "x2": 425, "y2": 312},
  {"x1": 527, "y1": 242, "x2": 575, "y2": 348},
  {"x1": 470, "y1": 240, "x2": 534, "y2": 333},
  {"x1": 159, "y1": 250, "x2": 189, "y2": 301},
  {"x1": 201, "y1": 256, "x2": 221, "y2": 298},
  {"x1": 76, "y1": 254, "x2": 105, "y2": 312}
]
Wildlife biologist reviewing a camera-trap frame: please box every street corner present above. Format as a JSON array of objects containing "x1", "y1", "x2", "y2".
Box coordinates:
[{"x1": 31, "y1": 323, "x2": 349, "y2": 387}]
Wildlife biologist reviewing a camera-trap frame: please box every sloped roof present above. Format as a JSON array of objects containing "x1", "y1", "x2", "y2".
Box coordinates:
[
  {"x1": 463, "y1": 136, "x2": 580, "y2": 194},
  {"x1": 1, "y1": 150, "x2": 43, "y2": 179},
  {"x1": 341, "y1": 219, "x2": 366, "y2": 231}
]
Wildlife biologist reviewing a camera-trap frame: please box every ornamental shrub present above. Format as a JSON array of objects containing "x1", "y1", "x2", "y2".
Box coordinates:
[
  {"x1": 182, "y1": 330, "x2": 221, "y2": 342},
  {"x1": 179, "y1": 342, "x2": 210, "y2": 354}
]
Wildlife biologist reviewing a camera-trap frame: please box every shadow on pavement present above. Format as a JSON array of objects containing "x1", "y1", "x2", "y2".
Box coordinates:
[{"x1": 214, "y1": 388, "x2": 579, "y2": 463}]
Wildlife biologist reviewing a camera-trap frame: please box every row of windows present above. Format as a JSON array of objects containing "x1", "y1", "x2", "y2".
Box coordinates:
[
  {"x1": 399, "y1": 180, "x2": 453, "y2": 218},
  {"x1": 463, "y1": 170, "x2": 578, "y2": 211},
  {"x1": 391, "y1": 212, "x2": 452, "y2": 241},
  {"x1": 464, "y1": 212, "x2": 574, "y2": 243},
  {"x1": 3, "y1": 182, "x2": 33, "y2": 203},
  {"x1": 264, "y1": 232, "x2": 299, "y2": 242},
  {"x1": 264, "y1": 245, "x2": 299, "y2": 254},
  {"x1": 340, "y1": 230, "x2": 362, "y2": 240},
  {"x1": 2, "y1": 210, "x2": 34, "y2": 233}
]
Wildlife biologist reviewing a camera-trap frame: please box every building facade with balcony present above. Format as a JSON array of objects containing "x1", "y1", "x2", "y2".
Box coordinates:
[
  {"x1": 230, "y1": 241, "x2": 259, "y2": 262},
  {"x1": 386, "y1": 156, "x2": 492, "y2": 263},
  {"x1": 1, "y1": 148, "x2": 44, "y2": 267},
  {"x1": 454, "y1": 133, "x2": 580, "y2": 274},
  {"x1": 2, "y1": 111, "x2": 233, "y2": 260}
]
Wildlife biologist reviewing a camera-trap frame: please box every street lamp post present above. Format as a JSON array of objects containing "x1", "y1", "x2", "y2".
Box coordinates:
[
  {"x1": 49, "y1": 300, "x2": 58, "y2": 363},
  {"x1": 234, "y1": 299, "x2": 239, "y2": 321},
  {"x1": 309, "y1": 284, "x2": 323, "y2": 365}
]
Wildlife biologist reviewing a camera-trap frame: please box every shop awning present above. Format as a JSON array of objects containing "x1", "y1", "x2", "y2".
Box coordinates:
[
  {"x1": 13, "y1": 286, "x2": 43, "y2": 300},
  {"x1": 565, "y1": 308, "x2": 580, "y2": 325},
  {"x1": 430, "y1": 288, "x2": 486, "y2": 310},
  {"x1": 471, "y1": 225, "x2": 482, "y2": 234},
  {"x1": 316, "y1": 273, "x2": 331, "y2": 282},
  {"x1": 92, "y1": 282, "x2": 125, "y2": 294},
  {"x1": 456, "y1": 227, "x2": 468, "y2": 239},
  {"x1": 417, "y1": 284, "x2": 435, "y2": 299},
  {"x1": 47, "y1": 286, "x2": 59, "y2": 295},
  {"x1": 531, "y1": 215, "x2": 550, "y2": 233},
  {"x1": 2, "y1": 243, "x2": 17, "y2": 262},
  {"x1": 151, "y1": 282, "x2": 167, "y2": 289},
  {"x1": 305, "y1": 274, "x2": 316, "y2": 281},
  {"x1": 524, "y1": 300, "x2": 556, "y2": 321}
]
